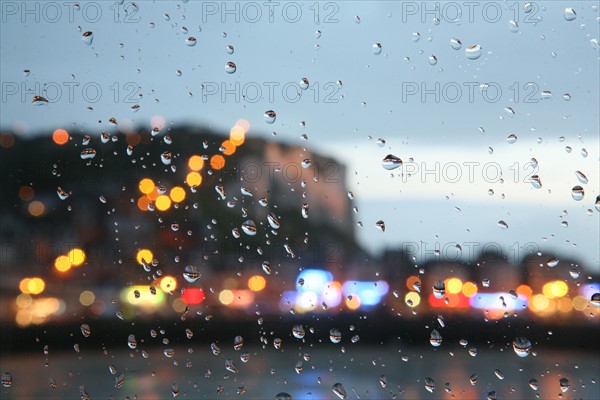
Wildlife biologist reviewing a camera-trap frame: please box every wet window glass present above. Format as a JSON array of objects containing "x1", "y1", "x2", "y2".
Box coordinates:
[{"x1": 1, "y1": 1, "x2": 599, "y2": 399}]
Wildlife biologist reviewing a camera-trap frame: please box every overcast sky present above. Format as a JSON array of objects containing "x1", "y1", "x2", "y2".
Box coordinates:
[{"x1": 1, "y1": 1, "x2": 598, "y2": 267}]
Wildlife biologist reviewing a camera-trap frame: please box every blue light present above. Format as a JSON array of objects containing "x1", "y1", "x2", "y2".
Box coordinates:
[
  {"x1": 470, "y1": 293, "x2": 528, "y2": 310},
  {"x1": 296, "y1": 269, "x2": 333, "y2": 293},
  {"x1": 342, "y1": 281, "x2": 389, "y2": 307}
]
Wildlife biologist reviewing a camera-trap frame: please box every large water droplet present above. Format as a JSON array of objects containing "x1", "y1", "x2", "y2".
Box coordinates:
[
  {"x1": 233, "y1": 335, "x2": 244, "y2": 350},
  {"x1": 530, "y1": 175, "x2": 542, "y2": 189},
  {"x1": 241, "y1": 220, "x2": 257, "y2": 236},
  {"x1": 429, "y1": 329, "x2": 442, "y2": 347},
  {"x1": 465, "y1": 45, "x2": 482, "y2": 60},
  {"x1": 372, "y1": 43, "x2": 382, "y2": 55},
  {"x1": 329, "y1": 328, "x2": 342, "y2": 344},
  {"x1": 547, "y1": 258, "x2": 559, "y2": 268},
  {"x1": 382, "y1": 154, "x2": 402, "y2": 170},
  {"x1": 275, "y1": 393, "x2": 292, "y2": 400},
  {"x1": 428, "y1": 55, "x2": 438, "y2": 65},
  {"x1": 411, "y1": 32, "x2": 420, "y2": 42},
  {"x1": 183, "y1": 265, "x2": 202, "y2": 283},
  {"x1": 433, "y1": 280, "x2": 445, "y2": 299},
  {"x1": 299, "y1": 78, "x2": 309, "y2": 90},
  {"x1": 563, "y1": 7, "x2": 577, "y2": 21},
  {"x1": 375, "y1": 220, "x2": 385, "y2": 232},
  {"x1": 225, "y1": 62, "x2": 237, "y2": 74},
  {"x1": 424, "y1": 377, "x2": 436, "y2": 393},
  {"x1": 559, "y1": 377, "x2": 570, "y2": 392},
  {"x1": 185, "y1": 36, "x2": 197, "y2": 46},
  {"x1": 575, "y1": 171, "x2": 588, "y2": 184},
  {"x1": 264, "y1": 110, "x2": 276, "y2": 124},
  {"x1": 332, "y1": 383, "x2": 347, "y2": 399},
  {"x1": 292, "y1": 324, "x2": 305, "y2": 339},
  {"x1": 512, "y1": 337, "x2": 532, "y2": 357},
  {"x1": 267, "y1": 213, "x2": 280, "y2": 229},
  {"x1": 590, "y1": 293, "x2": 600, "y2": 308},
  {"x1": 82, "y1": 31, "x2": 93, "y2": 46},
  {"x1": 127, "y1": 334, "x2": 137, "y2": 349},
  {"x1": 80, "y1": 148, "x2": 97, "y2": 160},
  {"x1": 80, "y1": 324, "x2": 91, "y2": 337},
  {"x1": 571, "y1": 185, "x2": 584, "y2": 201},
  {"x1": 506, "y1": 134, "x2": 518, "y2": 144},
  {"x1": 497, "y1": 220, "x2": 509, "y2": 229},
  {"x1": 450, "y1": 38, "x2": 462, "y2": 50},
  {"x1": 32, "y1": 95, "x2": 49, "y2": 106}
]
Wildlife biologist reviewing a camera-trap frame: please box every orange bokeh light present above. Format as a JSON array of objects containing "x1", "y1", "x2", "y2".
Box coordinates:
[
  {"x1": 188, "y1": 155, "x2": 205, "y2": 171},
  {"x1": 18, "y1": 186, "x2": 35, "y2": 201},
  {"x1": 170, "y1": 186, "x2": 186, "y2": 203},
  {"x1": 137, "y1": 196, "x2": 150, "y2": 211},
  {"x1": 221, "y1": 140, "x2": 236, "y2": 155},
  {"x1": 210, "y1": 155, "x2": 225, "y2": 170},
  {"x1": 185, "y1": 172, "x2": 202, "y2": 187},
  {"x1": 52, "y1": 129, "x2": 69, "y2": 145}
]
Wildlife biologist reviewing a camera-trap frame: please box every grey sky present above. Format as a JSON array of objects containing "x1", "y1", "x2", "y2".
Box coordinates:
[{"x1": 1, "y1": 1, "x2": 598, "y2": 267}]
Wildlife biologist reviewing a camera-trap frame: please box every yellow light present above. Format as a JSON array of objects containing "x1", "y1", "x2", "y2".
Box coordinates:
[
  {"x1": 532, "y1": 294, "x2": 549, "y2": 311},
  {"x1": 210, "y1": 155, "x2": 225, "y2": 170},
  {"x1": 16, "y1": 293, "x2": 32, "y2": 308},
  {"x1": 551, "y1": 281, "x2": 568, "y2": 298},
  {"x1": 19, "y1": 278, "x2": 31, "y2": 293},
  {"x1": 462, "y1": 281, "x2": 478, "y2": 298},
  {"x1": 155, "y1": 195, "x2": 172, "y2": 211},
  {"x1": 79, "y1": 290, "x2": 95, "y2": 306},
  {"x1": 136, "y1": 249, "x2": 153, "y2": 265},
  {"x1": 27, "y1": 278, "x2": 45, "y2": 295},
  {"x1": 160, "y1": 276, "x2": 177, "y2": 293},
  {"x1": 230, "y1": 125, "x2": 245, "y2": 146},
  {"x1": 446, "y1": 278, "x2": 463, "y2": 294},
  {"x1": 122, "y1": 285, "x2": 165, "y2": 306},
  {"x1": 542, "y1": 282, "x2": 555, "y2": 298},
  {"x1": 572, "y1": 296, "x2": 588, "y2": 311},
  {"x1": 405, "y1": 291, "x2": 420, "y2": 307},
  {"x1": 185, "y1": 172, "x2": 202, "y2": 187},
  {"x1": 16, "y1": 309, "x2": 32, "y2": 327},
  {"x1": 188, "y1": 155, "x2": 205, "y2": 171},
  {"x1": 219, "y1": 290, "x2": 234, "y2": 305},
  {"x1": 248, "y1": 275, "x2": 266, "y2": 292},
  {"x1": 68, "y1": 248, "x2": 86, "y2": 267},
  {"x1": 54, "y1": 255, "x2": 72, "y2": 272},
  {"x1": 516, "y1": 284, "x2": 532, "y2": 298},
  {"x1": 221, "y1": 140, "x2": 236, "y2": 155},
  {"x1": 345, "y1": 295, "x2": 361, "y2": 310},
  {"x1": 139, "y1": 178, "x2": 155, "y2": 194},
  {"x1": 28, "y1": 201, "x2": 45, "y2": 217},
  {"x1": 170, "y1": 186, "x2": 186, "y2": 203}
]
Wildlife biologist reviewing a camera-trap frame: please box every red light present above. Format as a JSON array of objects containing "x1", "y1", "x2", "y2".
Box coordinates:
[
  {"x1": 181, "y1": 288, "x2": 205, "y2": 305},
  {"x1": 428, "y1": 293, "x2": 470, "y2": 308}
]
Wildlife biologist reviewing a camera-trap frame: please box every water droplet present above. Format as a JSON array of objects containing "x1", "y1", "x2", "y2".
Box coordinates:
[
  {"x1": 506, "y1": 134, "x2": 518, "y2": 144},
  {"x1": 559, "y1": 377, "x2": 570, "y2": 392},
  {"x1": 80, "y1": 324, "x2": 91, "y2": 337},
  {"x1": 541, "y1": 90, "x2": 552, "y2": 99},
  {"x1": 273, "y1": 338, "x2": 282, "y2": 349},
  {"x1": 590, "y1": 293, "x2": 600, "y2": 308},
  {"x1": 242, "y1": 220, "x2": 257, "y2": 236},
  {"x1": 411, "y1": 32, "x2": 420, "y2": 42},
  {"x1": 332, "y1": 383, "x2": 347, "y2": 399},
  {"x1": 225, "y1": 61, "x2": 236, "y2": 74},
  {"x1": 508, "y1": 20, "x2": 519, "y2": 32},
  {"x1": 329, "y1": 328, "x2": 342, "y2": 344},
  {"x1": 530, "y1": 175, "x2": 542, "y2": 189},
  {"x1": 292, "y1": 324, "x2": 305, "y2": 339},
  {"x1": 226, "y1": 44, "x2": 234, "y2": 54},
  {"x1": 494, "y1": 369, "x2": 504, "y2": 380},
  {"x1": 433, "y1": 280, "x2": 445, "y2": 299},
  {"x1": 569, "y1": 268, "x2": 580, "y2": 279},
  {"x1": 571, "y1": 185, "x2": 584, "y2": 201},
  {"x1": 428, "y1": 55, "x2": 438, "y2": 65},
  {"x1": 528, "y1": 378, "x2": 539, "y2": 390},
  {"x1": 497, "y1": 220, "x2": 509, "y2": 229},
  {"x1": 564, "y1": 7, "x2": 577, "y2": 21},
  {"x1": 172, "y1": 383, "x2": 179, "y2": 397},
  {"x1": 523, "y1": 2, "x2": 533, "y2": 13},
  {"x1": 161, "y1": 151, "x2": 172, "y2": 165},
  {"x1": 301, "y1": 159, "x2": 312, "y2": 168},
  {"x1": 512, "y1": 337, "x2": 532, "y2": 357},
  {"x1": 547, "y1": 258, "x2": 560, "y2": 268},
  {"x1": 372, "y1": 43, "x2": 382, "y2": 55},
  {"x1": 185, "y1": 36, "x2": 197, "y2": 46},
  {"x1": 210, "y1": 342, "x2": 221, "y2": 355},
  {"x1": 382, "y1": 154, "x2": 402, "y2": 170},
  {"x1": 301, "y1": 203, "x2": 309, "y2": 219},
  {"x1": 465, "y1": 45, "x2": 482, "y2": 60},
  {"x1": 450, "y1": 38, "x2": 462, "y2": 50},
  {"x1": 575, "y1": 171, "x2": 588, "y2": 184},
  {"x1": 233, "y1": 335, "x2": 244, "y2": 350},
  {"x1": 2, "y1": 372, "x2": 12, "y2": 388},
  {"x1": 267, "y1": 212, "x2": 280, "y2": 229},
  {"x1": 424, "y1": 377, "x2": 436, "y2": 393},
  {"x1": 375, "y1": 220, "x2": 385, "y2": 232},
  {"x1": 183, "y1": 265, "x2": 202, "y2": 283},
  {"x1": 127, "y1": 334, "x2": 137, "y2": 349},
  {"x1": 429, "y1": 329, "x2": 442, "y2": 347},
  {"x1": 32, "y1": 95, "x2": 49, "y2": 106},
  {"x1": 264, "y1": 110, "x2": 276, "y2": 124},
  {"x1": 82, "y1": 31, "x2": 93, "y2": 46},
  {"x1": 80, "y1": 148, "x2": 96, "y2": 160},
  {"x1": 275, "y1": 393, "x2": 292, "y2": 400},
  {"x1": 215, "y1": 185, "x2": 226, "y2": 200}
]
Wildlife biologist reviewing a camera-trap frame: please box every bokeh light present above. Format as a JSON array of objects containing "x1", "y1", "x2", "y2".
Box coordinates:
[
  {"x1": 248, "y1": 275, "x2": 267, "y2": 292},
  {"x1": 54, "y1": 255, "x2": 72, "y2": 272},
  {"x1": 155, "y1": 195, "x2": 172, "y2": 211},
  {"x1": 185, "y1": 172, "x2": 202, "y2": 187},
  {"x1": 68, "y1": 248, "x2": 86, "y2": 267},
  {"x1": 136, "y1": 249, "x2": 153, "y2": 265},
  {"x1": 52, "y1": 129, "x2": 69, "y2": 145},
  {"x1": 210, "y1": 155, "x2": 225, "y2": 170},
  {"x1": 188, "y1": 155, "x2": 205, "y2": 171},
  {"x1": 170, "y1": 186, "x2": 186, "y2": 203},
  {"x1": 139, "y1": 178, "x2": 155, "y2": 194}
]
